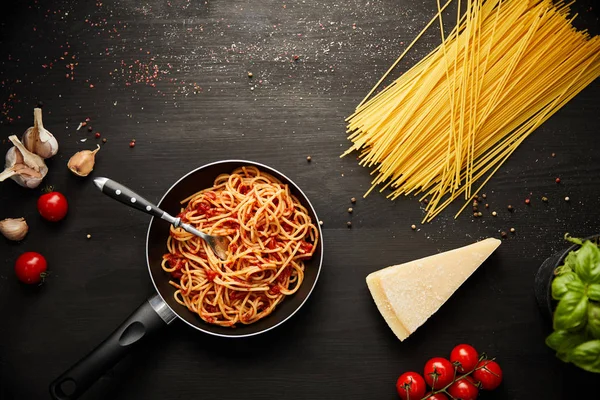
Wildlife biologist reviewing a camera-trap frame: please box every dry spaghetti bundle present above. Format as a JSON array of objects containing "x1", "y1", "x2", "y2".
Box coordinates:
[{"x1": 343, "y1": 0, "x2": 600, "y2": 223}]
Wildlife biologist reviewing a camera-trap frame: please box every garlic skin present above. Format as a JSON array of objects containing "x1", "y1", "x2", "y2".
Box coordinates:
[
  {"x1": 67, "y1": 145, "x2": 100, "y2": 177},
  {"x1": 0, "y1": 217, "x2": 29, "y2": 241},
  {"x1": 22, "y1": 107, "x2": 59, "y2": 159},
  {"x1": 0, "y1": 135, "x2": 48, "y2": 188}
]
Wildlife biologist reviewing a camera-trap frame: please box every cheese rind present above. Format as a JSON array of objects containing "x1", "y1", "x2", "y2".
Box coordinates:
[{"x1": 366, "y1": 238, "x2": 501, "y2": 341}]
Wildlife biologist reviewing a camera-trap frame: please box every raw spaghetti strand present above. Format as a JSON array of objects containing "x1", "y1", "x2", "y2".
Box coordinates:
[
  {"x1": 162, "y1": 166, "x2": 319, "y2": 327},
  {"x1": 343, "y1": 0, "x2": 600, "y2": 223}
]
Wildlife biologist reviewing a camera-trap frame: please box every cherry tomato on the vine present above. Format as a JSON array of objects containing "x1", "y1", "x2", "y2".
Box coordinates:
[
  {"x1": 37, "y1": 191, "x2": 68, "y2": 222},
  {"x1": 423, "y1": 357, "x2": 455, "y2": 389},
  {"x1": 425, "y1": 392, "x2": 449, "y2": 400},
  {"x1": 396, "y1": 371, "x2": 426, "y2": 400},
  {"x1": 473, "y1": 360, "x2": 503, "y2": 390},
  {"x1": 450, "y1": 344, "x2": 479, "y2": 373},
  {"x1": 447, "y1": 376, "x2": 479, "y2": 400},
  {"x1": 15, "y1": 252, "x2": 47, "y2": 284}
]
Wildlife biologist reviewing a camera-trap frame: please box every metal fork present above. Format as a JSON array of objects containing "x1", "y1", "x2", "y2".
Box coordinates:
[{"x1": 93, "y1": 177, "x2": 230, "y2": 260}]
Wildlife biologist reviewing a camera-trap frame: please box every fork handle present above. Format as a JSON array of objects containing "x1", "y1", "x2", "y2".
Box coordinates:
[{"x1": 93, "y1": 177, "x2": 165, "y2": 220}]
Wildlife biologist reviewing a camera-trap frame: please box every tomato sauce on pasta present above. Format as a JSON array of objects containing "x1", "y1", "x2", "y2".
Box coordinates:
[{"x1": 162, "y1": 166, "x2": 318, "y2": 327}]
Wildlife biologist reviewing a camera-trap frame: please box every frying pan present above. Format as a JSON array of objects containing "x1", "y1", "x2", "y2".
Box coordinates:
[{"x1": 49, "y1": 160, "x2": 324, "y2": 400}]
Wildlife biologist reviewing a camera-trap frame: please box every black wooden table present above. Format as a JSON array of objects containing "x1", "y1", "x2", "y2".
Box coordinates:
[{"x1": 1, "y1": 1, "x2": 599, "y2": 399}]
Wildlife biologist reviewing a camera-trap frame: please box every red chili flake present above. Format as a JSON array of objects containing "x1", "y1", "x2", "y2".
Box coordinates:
[
  {"x1": 129, "y1": 141, "x2": 135, "y2": 148},
  {"x1": 85, "y1": 117, "x2": 91, "y2": 122},
  {"x1": 87, "y1": 126, "x2": 93, "y2": 132},
  {"x1": 555, "y1": 177, "x2": 561, "y2": 184},
  {"x1": 81, "y1": 121, "x2": 87, "y2": 127},
  {"x1": 293, "y1": 55, "x2": 300, "y2": 61},
  {"x1": 89, "y1": 84, "x2": 94, "y2": 88},
  {"x1": 95, "y1": 132, "x2": 101, "y2": 138},
  {"x1": 525, "y1": 198, "x2": 531, "y2": 205}
]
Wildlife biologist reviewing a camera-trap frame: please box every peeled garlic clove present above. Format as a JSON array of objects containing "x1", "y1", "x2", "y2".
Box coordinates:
[
  {"x1": 22, "y1": 107, "x2": 59, "y2": 159},
  {"x1": 0, "y1": 136, "x2": 48, "y2": 189},
  {"x1": 0, "y1": 217, "x2": 29, "y2": 241},
  {"x1": 68, "y1": 145, "x2": 100, "y2": 177}
]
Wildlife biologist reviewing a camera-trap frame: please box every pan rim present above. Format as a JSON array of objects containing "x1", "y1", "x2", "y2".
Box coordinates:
[{"x1": 145, "y1": 159, "x2": 324, "y2": 338}]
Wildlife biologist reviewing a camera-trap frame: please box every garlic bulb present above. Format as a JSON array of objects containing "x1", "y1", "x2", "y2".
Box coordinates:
[
  {"x1": 0, "y1": 217, "x2": 28, "y2": 241},
  {"x1": 22, "y1": 107, "x2": 59, "y2": 159},
  {"x1": 67, "y1": 144, "x2": 100, "y2": 177},
  {"x1": 0, "y1": 135, "x2": 48, "y2": 188}
]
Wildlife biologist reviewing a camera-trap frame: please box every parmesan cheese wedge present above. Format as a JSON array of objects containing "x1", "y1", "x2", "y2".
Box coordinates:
[{"x1": 366, "y1": 238, "x2": 501, "y2": 341}]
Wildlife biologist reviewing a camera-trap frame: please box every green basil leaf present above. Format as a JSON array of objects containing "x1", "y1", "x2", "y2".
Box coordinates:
[
  {"x1": 546, "y1": 330, "x2": 588, "y2": 357},
  {"x1": 552, "y1": 272, "x2": 580, "y2": 300},
  {"x1": 565, "y1": 280, "x2": 585, "y2": 293},
  {"x1": 588, "y1": 284, "x2": 600, "y2": 302},
  {"x1": 570, "y1": 340, "x2": 600, "y2": 373},
  {"x1": 573, "y1": 241, "x2": 600, "y2": 284},
  {"x1": 553, "y1": 291, "x2": 589, "y2": 331},
  {"x1": 588, "y1": 303, "x2": 600, "y2": 338}
]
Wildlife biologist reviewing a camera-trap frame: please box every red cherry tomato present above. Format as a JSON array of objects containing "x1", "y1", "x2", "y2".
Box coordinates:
[
  {"x1": 37, "y1": 191, "x2": 68, "y2": 222},
  {"x1": 15, "y1": 252, "x2": 48, "y2": 284},
  {"x1": 425, "y1": 392, "x2": 449, "y2": 400},
  {"x1": 423, "y1": 357, "x2": 455, "y2": 389},
  {"x1": 448, "y1": 376, "x2": 479, "y2": 400},
  {"x1": 472, "y1": 360, "x2": 503, "y2": 390},
  {"x1": 396, "y1": 371, "x2": 426, "y2": 400},
  {"x1": 450, "y1": 344, "x2": 479, "y2": 373}
]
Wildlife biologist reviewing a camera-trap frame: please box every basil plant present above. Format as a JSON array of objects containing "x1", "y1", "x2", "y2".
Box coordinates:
[{"x1": 546, "y1": 235, "x2": 600, "y2": 373}]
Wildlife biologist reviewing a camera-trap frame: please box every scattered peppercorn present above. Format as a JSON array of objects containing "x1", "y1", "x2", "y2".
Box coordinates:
[
  {"x1": 510, "y1": 227, "x2": 516, "y2": 233},
  {"x1": 423, "y1": 198, "x2": 429, "y2": 204},
  {"x1": 492, "y1": 211, "x2": 497, "y2": 217},
  {"x1": 565, "y1": 196, "x2": 570, "y2": 202},
  {"x1": 411, "y1": 224, "x2": 416, "y2": 230},
  {"x1": 501, "y1": 231, "x2": 507, "y2": 238},
  {"x1": 86, "y1": 234, "x2": 91, "y2": 239},
  {"x1": 555, "y1": 177, "x2": 561, "y2": 184},
  {"x1": 102, "y1": 138, "x2": 107, "y2": 144},
  {"x1": 477, "y1": 212, "x2": 483, "y2": 217},
  {"x1": 348, "y1": 207, "x2": 353, "y2": 213},
  {"x1": 525, "y1": 198, "x2": 531, "y2": 205},
  {"x1": 95, "y1": 132, "x2": 101, "y2": 139},
  {"x1": 319, "y1": 220, "x2": 323, "y2": 226},
  {"x1": 485, "y1": 203, "x2": 489, "y2": 208},
  {"x1": 508, "y1": 205, "x2": 513, "y2": 212},
  {"x1": 347, "y1": 221, "x2": 352, "y2": 228},
  {"x1": 306, "y1": 156, "x2": 311, "y2": 162},
  {"x1": 542, "y1": 196, "x2": 548, "y2": 202},
  {"x1": 87, "y1": 126, "x2": 93, "y2": 132},
  {"x1": 482, "y1": 193, "x2": 487, "y2": 199},
  {"x1": 473, "y1": 206, "x2": 479, "y2": 212},
  {"x1": 248, "y1": 71, "x2": 253, "y2": 78},
  {"x1": 351, "y1": 197, "x2": 356, "y2": 203},
  {"x1": 129, "y1": 141, "x2": 135, "y2": 148},
  {"x1": 473, "y1": 212, "x2": 478, "y2": 218},
  {"x1": 551, "y1": 153, "x2": 556, "y2": 157}
]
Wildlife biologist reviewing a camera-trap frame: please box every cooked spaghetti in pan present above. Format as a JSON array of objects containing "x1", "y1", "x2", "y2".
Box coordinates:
[{"x1": 161, "y1": 166, "x2": 318, "y2": 327}]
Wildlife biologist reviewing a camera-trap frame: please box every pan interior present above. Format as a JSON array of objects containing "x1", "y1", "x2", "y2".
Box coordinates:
[{"x1": 146, "y1": 160, "x2": 323, "y2": 337}]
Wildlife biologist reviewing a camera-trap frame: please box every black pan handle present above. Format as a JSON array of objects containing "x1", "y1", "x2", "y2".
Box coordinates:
[
  {"x1": 49, "y1": 295, "x2": 176, "y2": 400},
  {"x1": 93, "y1": 177, "x2": 166, "y2": 220}
]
